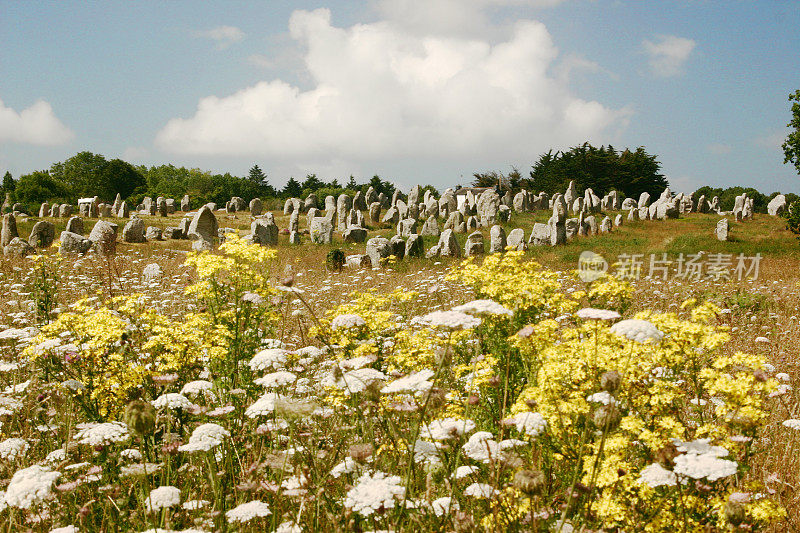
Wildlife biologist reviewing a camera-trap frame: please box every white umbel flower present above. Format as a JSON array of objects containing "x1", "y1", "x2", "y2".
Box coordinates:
[
  {"x1": 421, "y1": 418, "x2": 476, "y2": 440},
  {"x1": 225, "y1": 500, "x2": 272, "y2": 523},
  {"x1": 181, "y1": 380, "x2": 213, "y2": 396},
  {"x1": 152, "y1": 393, "x2": 195, "y2": 410},
  {"x1": 344, "y1": 471, "x2": 405, "y2": 516},
  {"x1": 5, "y1": 465, "x2": 61, "y2": 509},
  {"x1": 249, "y1": 348, "x2": 288, "y2": 371},
  {"x1": 74, "y1": 422, "x2": 130, "y2": 446},
  {"x1": 462, "y1": 431, "x2": 500, "y2": 463},
  {"x1": 430, "y1": 496, "x2": 459, "y2": 516},
  {"x1": 411, "y1": 310, "x2": 481, "y2": 329},
  {"x1": 275, "y1": 521, "x2": 302, "y2": 533},
  {"x1": 0, "y1": 437, "x2": 29, "y2": 461},
  {"x1": 637, "y1": 463, "x2": 678, "y2": 488},
  {"x1": 509, "y1": 411, "x2": 548, "y2": 437},
  {"x1": 452, "y1": 300, "x2": 512, "y2": 317},
  {"x1": 255, "y1": 371, "x2": 297, "y2": 388},
  {"x1": 673, "y1": 453, "x2": 738, "y2": 482},
  {"x1": 463, "y1": 482, "x2": 498, "y2": 498},
  {"x1": 178, "y1": 423, "x2": 230, "y2": 453},
  {"x1": 381, "y1": 369, "x2": 435, "y2": 394},
  {"x1": 146, "y1": 486, "x2": 181, "y2": 513},
  {"x1": 49, "y1": 526, "x2": 80, "y2": 533},
  {"x1": 609, "y1": 319, "x2": 664, "y2": 343},
  {"x1": 244, "y1": 392, "x2": 280, "y2": 418},
  {"x1": 331, "y1": 314, "x2": 367, "y2": 329},
  {"x1": 782, "y1": 419, "x2": 800, "y2": 430}
]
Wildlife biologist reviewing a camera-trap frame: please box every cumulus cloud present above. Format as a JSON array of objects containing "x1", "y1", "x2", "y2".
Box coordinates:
[
  {"x1": 157, "y1": 8, "x2": 627, "y2": 174},
  {"x1": 196, "y1": 25, "x2": 245, "y2": 49},
  {"x1": 0, "y1": 98, "x2": 74, "y2": 145},
  {"x1": 643, "y1": 35, "x2": 696, "y2": 77}
]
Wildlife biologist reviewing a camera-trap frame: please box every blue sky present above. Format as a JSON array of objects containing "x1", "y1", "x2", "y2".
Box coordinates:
[{"x1": 1, "y1": 0, "x2": 798, "y2": 194}]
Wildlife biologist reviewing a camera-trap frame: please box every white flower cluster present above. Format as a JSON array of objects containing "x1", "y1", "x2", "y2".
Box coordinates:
[
  {"x1": 463, "y1": 482, "x2": 498, "y2": 498},
  {"x1": 782, "y1": 419, "x2": 800, "y2": 430},
  {"x1": 0, "y1": 437, "x2": 29, "y2": 461},
  {"x1": 381, "y1": 369, "x2": 434, "y2": 394},
  {"x1": 343, "y1": 471, "x2": 405, "y2": 516},
  {"x1": 452, "y1": 299, "x2": 512, "y2": 317},
  {"x1": 181, "y1": 380, "x2": 213, "y2": 396},
  {"x1": 249, "y1": 348, "x2": 288, "y2": 371},
  {"x1": 4, "y1": 464, "x2": 61, "y2": 509},
  {"x1": 411, "y1": 310, "x2": 482, "y2": 330},
  {"x1": 637, "y1": 463, "x2": 677, "y2": 488},
  {"x1": 509, "y1": 411, "x2": 548, "y2": 437},
  {"x1": 74, "y1": 422, "x2": 130, "y2": 446},
  {"x1": 245, "y1": 392, "x2": 280, "y2": 418},
  {"x1": 331, "y1": 313, "x2": 367, "y2": 329},
  {"x1": 225, "y1": 500, "x2": 272, "y2": 523},
  {"x1": 146, "y1": 485, "x2": 181, "y2": 513},
  {"x1": 609, "y1": 319, "x2": 664, "y2": 343},
  {"x1": 639, "y1": 438, "x2": 739, "y2": 487},
  {"x1": 586, "y1": 392, "x2": 616, "y2": 406},
  {"x1": 421, "y1": 417, "x2": 476, "y2": 440},
  {"x1": 152, "y1": 393, "x2": 195, "y2": 410},
  {"x1": 178, "y1": 423, "x2": 230, "y2": 453},
  {"x1": 335, "y1": 368, "x2": 386, "y2": 394},
  {"x1": 255, "y1": 371, "x2": 297, "y2": 389}
]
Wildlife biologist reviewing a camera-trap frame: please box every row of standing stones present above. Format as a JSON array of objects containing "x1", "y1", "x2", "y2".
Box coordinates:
[{"x1": 0, "y1": 186, "x2": 790, "y2": 263}]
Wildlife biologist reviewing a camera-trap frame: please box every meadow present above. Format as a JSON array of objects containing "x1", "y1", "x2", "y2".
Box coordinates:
[{"x1": 0, "y1": 207, "x2": 798, "y2": 532}]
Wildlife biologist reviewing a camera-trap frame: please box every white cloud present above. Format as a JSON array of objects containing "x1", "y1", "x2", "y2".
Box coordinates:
[
  {"x1": 706, "y1": 143, "x2": 732, "y2": 155},
  {"x1": 247, "y1": 54, "x2": 274, "y2": 69},
  {"x1": 0, "y1": 98, "x2": 74, "y2": 146},
  {"x1": 196, "y1": 25, "x2": 245, "y2": 50},
  {"x1": 121, "y1": 146, "x2": 150, "y2": 162},
  {"x1": 642, "y1": 35, "x2": 696, "y2": 77},
  {"x1": 157, "y1": 8, "x2": 627, "y2": 176}
]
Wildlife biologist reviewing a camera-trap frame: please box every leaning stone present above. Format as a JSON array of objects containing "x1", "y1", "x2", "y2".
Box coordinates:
[
  {"x1": 507, "y1": 228, "x2": 527, "y2": 251},
  {"x1": 405, "y1": 234, "x2": 424, "y2": 258},
  {"x1": 187, "y1": 206, "x2": 218, "y2": 251},
  {"x1": 389, "y1": 235, "x2": 406, "y2": 260},
  {"x1": 122, "y1": 218, "x2": 146, "y2": 243},
  {"x1": 88, "y1": 220, "x2": 119, "y2": 256},
  {"x1": 28, "y1": 221, "x2": 56, "y2": 248},
  {"x1": 66, "y1": 216, "x2": 84, "y2": 235},
  {"x1": 59, "y1": 231, "x2": 92, "y2": 254},
  {"x1": 1, "y1": 213, "x2": 18, "y2": 247},
  {"x1": 342, "y1": 226, "x2": 368, "y2": 244}
]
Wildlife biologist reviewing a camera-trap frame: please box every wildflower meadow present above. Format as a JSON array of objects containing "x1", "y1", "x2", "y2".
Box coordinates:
[{"x1": 0, "y1": 233, "x2": 797, "y2": 532}]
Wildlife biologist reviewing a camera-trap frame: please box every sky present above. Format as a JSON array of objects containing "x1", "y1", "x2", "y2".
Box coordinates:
[{"x1": 1, "y1": 0, "x2": 799, "y2": 194}]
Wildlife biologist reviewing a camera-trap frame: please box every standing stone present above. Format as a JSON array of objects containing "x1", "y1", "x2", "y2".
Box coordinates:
[
  {"x1": 248, "y1": 198, "x2": 262, "y2": 217},
  {"x1": 366, "y1": 186, "x2": 378, "y2": 206},
  {"x1": 395, "y1": 199, "x2": 408, "y2": 220},
  {"x1": 638, "y1": 192, "x2": 651, "y2": 209},
  {"x1": 696, "y1": 195, "x2": 708, "y2": 213},
  {"x1": 66, "y1": 216, "x2": 84, "y2": 235},
  {"x1": 306, "y1": 208, "x2": 317, "y2": 229},
  {"x1": 476, "y1": 189, "x2": 501, "y2": 226},
  {"x1": 112, "y1": 193, "x2": 122, "y2": 213},
  {"x1": 289, "y1": 211, "x2": 300, "y2": 233},
  {"x1": 88, "y1": 220, "x2": 119, "y2": 256},
  {"x1": 709, "y1": 196, "x2": 720, "y2": 212},
  {"x1": 39, "y1": 202, "x2": 50, "y2": 218},
  {"x1": 4, "y1": 237, "x2": 34, "y2": 257},
  {"x1": 565, "y1": 218, "x2": 579, "y2": 240},
  {"x1": 337, "y1": 194, "x2": 352, "y2": 232},
  {"x1": 283, "y1": 198, "x2": 295, "y2": 215},
  {"x1": 550, "y1": 219, "x2": 567, "y2": 246},
  {"x1": 343, "y1": 226, "x2": 368, "y2": 243},
  {"x1": 368, "y1": 202, "x2": 382, "y2": 225},
  {"x1": 397, "y1": 218, "x2": 417, "y2": 237},
  {"x1": 146, "y1": 227, "x2": 163, "y2": 240},
  {"x1": 304, "y1": 193, "x2": 318, "y2": 212},
  {"x1": 28, "y1": 221, "x2": 55, "y2": 248},
  {"x1": 50, "y1": 205, "x2": 59, "y2": 217},
  {"x1": 621, "y1": 197, "x2": 636, "y2": 210},
  {"x1": 420, "y1": 215, "x2": 440, "y2": 237},
  {"x1": 768, "y1": 194, "x2": 786, "y2": 216},
  {"x1": 181, "y1": 195, "x2": 190, "y2": 212},
  {"x1": 389, "y1": 235, "x2": 406, "y2": 260},
  {"x1": 59, "y1": 204, "x2": 72, "y2": 218},
  {"x1": 59, "y1": 231, "x2": 92, "y2": 254},
  {"x1": 407, "y1": 185, "x2": 421, "y2": 207},
  {"x1": 347, "y1": 208, "x2": 365, "y2": 228},
  {"x1": 552, "y1": 195, "x2": 568, "y2": 224},
  {"x1": 489, "y1": 225, "x2": 506, "y2": 253},
  {"x1": 1, "y1": 213, "x2": 18, "y2": 247},
  {"x1": 405, "y1": 234, "x2": 424, "y2": 258},
  {"x1": 353, "y1": 191, "x2": 367, "y2": 211},
  {"x1": 599, "y1": 216, "x2": 612, "y2": 233},
  {"x1": 627, "y1": 208, "x2": 639, "y2": 222},
  {"x1": 438, "y1": 229, "x2": 460, "y2": 257},
  {"x1": 464, "y1": 231, "x2": 485, "y2": 257},
  {"x1": 1, "y1": 193, "x2": 11, "y2": 213},
  {"x1": 309, "y1": 217, "x2": 333, "y2": 244},
  {"x1": 614, "y1": 214, "x2": 623, "y2": 227},
  {"x1": 507, "y1": 228, "x2": 527, "y2": 251},
  {"x1": 513, "y1": 192, "x2": 527, "y2": 213},
  {"x1": 381, "y1": 206, "x2": 399, "y2": 227},
  {"x1": 251, "y1": 219, "x2": 279, "y2": 245},
  {"x1": 564, "y1": 181, "x2": 577, "y2": 208},
  {"x1": 325, "y1": 195, "x2": 337, "y2": 215},
  {"x1": 466, "y1": 215, "x2": 479, "y2": 232},
  {"x1": 497, "y1": 205, "x2": 511, "y2": 223},
  {"x1": 117, "y1": 202, "x2": 130, "y2": 218},
  {"x1": 584, "y1": 215, "x2": 598, "y2": 235},
  {"x1": 187, "y1": 206, "x2": 219, "y2": 251},
  {"x1": 529, "y1": 223, "x2": 551, "y2": 246},
  {"x1": 366, "y1": 236, "x2": 392, "y2": 268},
  {"x1": 289, "y1": 231, "x2": 301, "y2": 245},
  {"x1": 100, "y1": 204, "x2": 113, "y2": 218},
  {"x1": 715, "y1": 218, "x2": 729, "y2": 241},
  {"x1": 122, "y1": 218, "x2": 146, "y2": 243}
]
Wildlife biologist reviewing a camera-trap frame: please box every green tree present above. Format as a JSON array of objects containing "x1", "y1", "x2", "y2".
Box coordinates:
[
  {"x1": 783, "y1": 89, "x2": 800, "y2": 175},
  {"x1": 15, "y1": 170, "x2": 69, "y2": 209},
  {"x1": 282, "y1": 177, "x2": 302, "y2": 198},
  {"x1": 248, "y1": 165, "x2": 276, "y2": 197},
  {"x1": 346, "y1": 175, "x2": 358, "y2": 190},
  {"x1": 301, "y1": 174, "x2": 324, "y2": 193},
  {"x1": 2, "y1": 171, "x2": 15, "y2": 193}
]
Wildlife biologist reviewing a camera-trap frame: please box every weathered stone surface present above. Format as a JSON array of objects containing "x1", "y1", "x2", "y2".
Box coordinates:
[
  {"x1": 251, "y1": 219, "x2": 279, "y2": 245},
  {"x1": 550, "y1": 221, "x2": 566, "y2": 246},
  {"x1": 289, "y1": 211, "x2": 300, "y2": 233},
  {"x1": 529, "y1": 223, "x2": 551, "y2": 246},
  {"x1": 39, "y1": 202, "x2": 49, "y2": 218},
  {"x1": 397, "y1": 218, "x2": 417, "y2": 237},
  {"x1": 249, "y1": 198, "x2": 263, "y2": 217},
  {"x1": 117, "y1": 201, "x2": 130, "y2": 218},
  {"x1": 99, "y1": 204, "x2": 113, "y2": 218},
  {"x1": 181, "y1": 195, "x2": 190, "y2": 212},
  {"x1": 466, "y1": 215, "x2": 479, "y2": 232},
  {"x1": 345, "y1": 254, "x2": 371, "y2": 269},
  {"x1": 716, "y1": 218, "x2": 729, "y2": 241},
  {"x1": 230, "y1": 197, "x2": 246, "y2": 211},
  {"x1": 347, "y1": 208, "x2": 365, "y2": 228},
  {"x1": 381, "y1": 206, "x2": 399, "y2": 227},
  {"x1": 163, "y1": 227, "x2": 184, "y2": 239},
  {"x1": 768, "y1": 194, "x2": 786, "y2": 216},
  {"x1": 187, "y1": 206, "x2": 218, "y2": 251},
  {"x1": 1, "y1": 193, "x2": 10, "y2": 213},
  {"x1": 88, "y1": 220, "x2": 119, "y2": 256},
  {"x1": 621, "y1": 197, "x2": 636, "y2": 210},
  {"x1": 552, "y1": 195, "x2": 567, "y2": 224},
  {"x1": 407, "y1": 185, "x2": 421, "y2": 207},
  {"x1": 368, "y1": 202, "x2": 382, "y2": 224},
  {"x1": 507, "y1": 228, "x2": 527, "y2": 251},
  {"x1": 50, "y1": 205, "x2": 59, "y2": 217},
  {"x1": 12, "y1": 202, "x2": 24, "y2": 214},
  {"x1": 59, "y1": 231, "x2": 92, "y2": 254},
  {"x1": 420, "y1": 216, "x2": 440, "y2": 237},
  {"x1": 708, "y1": 196, "x2": 720, "y2": 212},
  {"x1": 638, "y1": 192, "x2": 651, "y2": 208},
  {"x1": 584, "y1": 215, "x2": 598, "y2": 235},
  {"x1": 3, "y1": 237, "x2": 34, "y2": 257},
  {"x1": 476, "y1": 189, "x2": 501, "y2": 226},
  {"x1": 438, "y1": 229, "x2": 460, "y2": 257},
  {"x1": 513, "y1": 192, "x2": 527, "y2": 212},
  {"x1": 283, "y1": 198, "x2": 297, "y2": 215},
  {"x1": 59, "y1": 204, "x2": 72, "y2": 218},
  {"x1": 1, "y1": 213, "x2": 18, "y2": 247},
  {"x1": 564, "y1": 180, "x2": 577, "y2": 207},
  {"x1": 65, "y1": 216, "x2": 83, "y2": 235},
  {"x1": 28, "y1": 221, "x2": 55, "y2": 248},
  {"x1": 497, "y1": 205, "x2": 511, "y2": 223},
  {"x1": 342, "y1": 226, "x2": 368, "y2": 243},
  {"x1": 366, "y1": 236, "x2": 392, "y2": 267},
  {"x1": 565, "y1": 218, "x2": 579, "y2": 240},
  {"x1": 353, "y1": 191, "x2": 367, "y2": 211},
  {"x1": 614, "y1": 214, "x2": 623, "y2": 227},
  {"x1": 389, "y1": 235, "x2": 406, "y2": 260},
  {"x1": 289, "y1": 231, "x2": 301, "y2": 245},
  {"x1": 145, "y1": 226, "x2": 162, "y2": 241},
  {"x1": 309, "y1": 217, "x2": 333, "y2": 244},
  {"x1": 304, "y1": 193, "x2": 318, "y2": 212},
  {"x1": 405, "y1": 234, "x2": 424, "y2": 257},
  {"x1": 366, "y1": 186, "x2": 378, "y2": 206},
  {"x1": 599, "y1": 216, "x2": 612, "y2": 233},
  {"x1": 627, "y1": 208, "x2": 639, "y2": 222},
  {"x1": 489, "y1": 225, "x2": 506, "y2": 253}
]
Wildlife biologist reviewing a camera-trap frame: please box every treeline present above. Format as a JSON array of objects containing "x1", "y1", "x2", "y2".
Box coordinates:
[
  {"x1": 0, "y1": 152, "x2": 410, "y2": 212},
  {"x1": 473, "y1": 143, "x2": 669, "y2": 199},
  {"x1": 692, "y1": 186, "x2": 797, "y2": 214}
]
